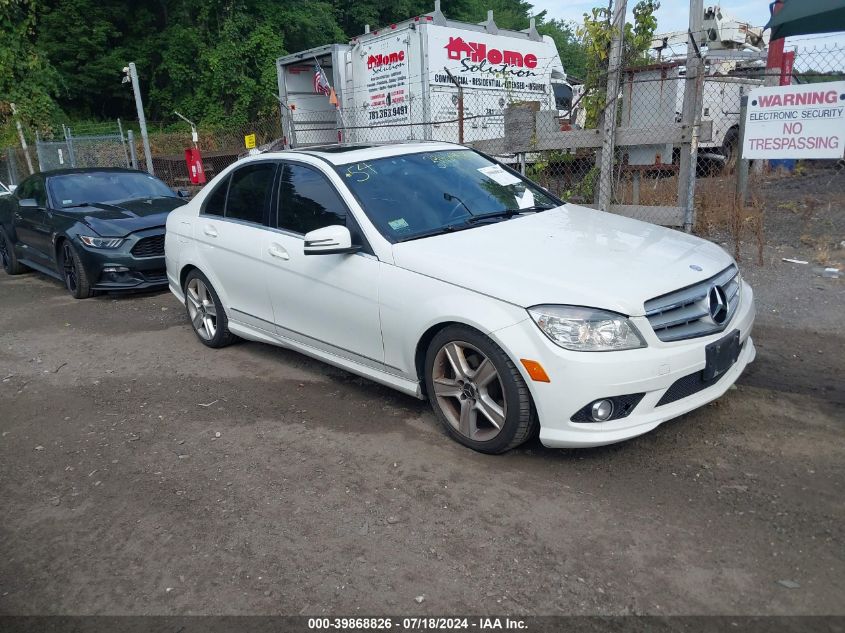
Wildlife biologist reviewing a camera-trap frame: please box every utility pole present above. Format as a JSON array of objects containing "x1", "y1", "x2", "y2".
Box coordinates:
[
  {"x1": 596, "y1": 0, "x2": 626, "y2": 211},
  {"x1": 9, "y1": 103, "x2": 35, "y2": 176},
  {"x1": 123, "y1": 63, "x2": 154, "y2": 175},
  {"x1": 677, "y1": 0, "x2": 705, "y2": 232}
]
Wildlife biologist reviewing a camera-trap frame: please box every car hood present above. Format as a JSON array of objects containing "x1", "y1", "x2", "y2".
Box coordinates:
[
  {"x1": 73, "y1": 197, "x2": 187, "y2": 237},
  {"x1": 391, "y1": 205, "x2": 734, "y2": 316}
]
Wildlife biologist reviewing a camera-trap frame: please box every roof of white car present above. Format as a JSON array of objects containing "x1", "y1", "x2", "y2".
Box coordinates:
[{"x1": 264, "y1": 141, "x2": 465, "y2": 166}]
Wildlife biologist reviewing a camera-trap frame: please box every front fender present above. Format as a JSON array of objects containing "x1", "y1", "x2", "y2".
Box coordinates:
[{"x1": 379, "y1": 263, "x2": 528, "y2": 379}]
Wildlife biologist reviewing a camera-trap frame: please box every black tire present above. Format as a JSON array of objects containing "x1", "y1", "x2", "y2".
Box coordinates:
[
  {"x1": 721, "y1": 128, "x2": 739, "y2": 174},
  {"x1": 183, "y1": 269, "x2": 237, "y2": 348},
  {"x1": 59, "y1": 240, "x2": 93, "y2": 299},
  {"x1": 424, "y1": 324, "x2": 537, "y2": 454},
  {"x1": 0, "y1": 227, "x2": 28, "y2": 275}
]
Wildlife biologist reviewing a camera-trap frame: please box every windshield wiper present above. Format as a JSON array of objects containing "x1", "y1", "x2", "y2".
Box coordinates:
[
  {"x1": 465, "y1": 205, "x2": 554, "y2": 223},
  {"x1": 395, "y1": 224, "x2": 472, "y2": 243}
]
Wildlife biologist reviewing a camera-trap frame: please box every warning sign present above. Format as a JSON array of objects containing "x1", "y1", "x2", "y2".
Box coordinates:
[
  {"x1": 244, "y1": 133, "x2": 256, "y2": 149},
  {"x1": 743, "y1": 81, "x2": 845, "y2": 159}
]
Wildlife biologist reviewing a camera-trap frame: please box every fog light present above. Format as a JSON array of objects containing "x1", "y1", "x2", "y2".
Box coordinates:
[
  {"x1": 102, "y1": 266, "x2": 129, "y2": 273},
  {"x1": 591, "y1": 399, "x2": 614, "y2": 422}
]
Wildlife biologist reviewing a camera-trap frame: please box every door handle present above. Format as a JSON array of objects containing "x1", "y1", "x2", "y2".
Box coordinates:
[
  {"x1": 203, "y1": 225, "x2": 218, "y2": 238},
  {"x1": 268, "y1": 243, "x2": 290, "y2": 260}
]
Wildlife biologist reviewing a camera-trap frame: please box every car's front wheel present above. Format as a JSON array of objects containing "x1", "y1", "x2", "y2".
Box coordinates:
[
  {"x1": 424, "y1": 325, "x2": 537, "y2": 454},
  {"x1": 183, "y1": 270, "x2": 236, "y2": 348},
  {"x1": 60, "y1": 240, "x2": 93, "y2": 299}
]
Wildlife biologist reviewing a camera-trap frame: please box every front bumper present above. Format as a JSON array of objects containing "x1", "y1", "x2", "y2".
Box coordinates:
[
  {"x1": 492, "y1": 281, "x2": 756, "y2": 448},
  {"x1": 75, "y1": 228, "x2": 168, "y2": 291}
]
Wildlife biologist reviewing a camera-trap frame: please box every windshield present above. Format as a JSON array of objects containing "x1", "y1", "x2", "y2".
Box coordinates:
[
  {"x1": 336, "y1": 150, "x2": 559, "y2": 243},
  {"x1": 48, "y1": 172, "x2": 175, "y2": 208}
]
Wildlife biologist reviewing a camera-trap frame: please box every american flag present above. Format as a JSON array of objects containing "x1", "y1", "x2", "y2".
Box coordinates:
[{"x1": 314, "y1": 65, "x2": 331, "y2": 96}]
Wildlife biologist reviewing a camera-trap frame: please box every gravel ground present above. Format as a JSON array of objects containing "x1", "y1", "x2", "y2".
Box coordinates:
[{"x1": 0, "y1": 181, "x2": 843, "y2": 616}]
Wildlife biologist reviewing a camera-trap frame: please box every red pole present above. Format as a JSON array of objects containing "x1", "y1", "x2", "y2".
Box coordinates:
[
  {"x1": 765, "y1": 0, "x2": 785, "y2": 85},
  {"x1": 780, "y1": 50, "x2": 795, "y2": 85}
]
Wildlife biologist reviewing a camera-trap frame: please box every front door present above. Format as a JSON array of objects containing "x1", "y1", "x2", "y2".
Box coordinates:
[
  {"x1": 14, "y1": 177, "x2": 53, "y2": 264},
  {"x1": 264, "y1": 161, "x2": 384, "y2": 367}
]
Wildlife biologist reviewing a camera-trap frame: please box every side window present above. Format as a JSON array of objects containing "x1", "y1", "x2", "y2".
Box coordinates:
[
  {"x1": 15, "y1": 179, "x2": 33, "y2": 201},
  {"x1": 277, "y1": 163, "x2": 348, "y2": 235},
  {"x1": 30, "y1": 178, "x2": 47, "y2": 207},
  {"x1": 225, "y1": 163, "x2": 276, "y2": 225},
  {"x1": 202, "y1": 175, "x2": 229, "y2": 216}
]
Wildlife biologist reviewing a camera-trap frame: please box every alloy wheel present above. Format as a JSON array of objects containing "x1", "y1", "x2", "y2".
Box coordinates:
[
  {"x1": 186, "y1": 277, "x2": 218, "y2": 341},
  {"x1": 62, "y1": 243, "x2": 78, "y2": 292},
  {"x1": 0, "y1": 233, "x2": 9, "y2": 270},
  {"x1": 431, "y1": 340, "x2": 507, "y2": 442}
]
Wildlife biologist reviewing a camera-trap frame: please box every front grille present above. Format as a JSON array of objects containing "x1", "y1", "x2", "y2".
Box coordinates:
[
  {"x1": 656, "y1": 339, "x2": 744, "y2": 406},
  {"x1": 131, "y1": 234, "x2": 165, "y2": 258},
  {"x1": 644, "y1": 265, "x2": 740, "y2": 342},
  {"x1": 144, "y1": 269, "x2": 167, "y2": 283},
  {"x1": 657, "y1": 368, "x2": 725, "y2": 407}
]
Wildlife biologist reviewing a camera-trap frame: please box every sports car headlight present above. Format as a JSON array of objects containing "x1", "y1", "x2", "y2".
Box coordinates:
[
  {"x1": 80, "y1": 235, "x2": 123, "y2": 249},
  {"x1": 528, "y1": 305, "x2": 646, "y2": 352}
]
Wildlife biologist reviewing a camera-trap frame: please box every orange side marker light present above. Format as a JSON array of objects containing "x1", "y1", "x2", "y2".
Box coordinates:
[{"x1": 520, "y1": 359, "x2": 550, "y2": 383}]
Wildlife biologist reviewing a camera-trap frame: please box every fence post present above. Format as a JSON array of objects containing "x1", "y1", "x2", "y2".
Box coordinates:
[
  {"x1": 735, "y1": 95, "x2": 750, "y2": 206},
  {"x1": 127, "y1": 130, "x2": 139, "y2": 170},
  {"x1": 7, "y1": 148, "x2": 19, "y2": 185},
  {"x1": 117, "y1": 118, "x2": 131, "y2": 168},
  {"x1": 10, "y1": 103, "x2": 35, "y2": 175},
  {"x1": 444, "y1": 67, "x2": 464, "y2": 145},
  {"x1": 596, "y1": 0, "x2": 626, "y2": 212},
  {"x1": 677, "y1": 0, "x2": 705, "y2": 233},
  {"x1": 63, "y1": 125, "x2": 77, "y2": 168}
]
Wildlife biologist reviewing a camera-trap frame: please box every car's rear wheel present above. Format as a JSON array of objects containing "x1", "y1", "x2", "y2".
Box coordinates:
[
  {"x1": 0, "y1": 227, "x2": 27, "y2": 275},
  {"x1": 424, "y1": 325, "x2": 537, "y2": 454},
  {"x1": 184, "y1": 270, "x2": 236, "y2": 348},
  {"x1": 60, "y1": 240, "x2": 93, "y2": 299}
]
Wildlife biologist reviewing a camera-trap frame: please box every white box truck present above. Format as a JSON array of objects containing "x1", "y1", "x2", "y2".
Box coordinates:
[{"x1": 276, "y1": 0, "x2": 571, "y2": 149}]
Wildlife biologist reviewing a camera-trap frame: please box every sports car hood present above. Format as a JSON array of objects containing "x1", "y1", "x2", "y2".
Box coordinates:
[
  {"x1": 391, "y1": 205, "x2": 734, "y2": 316},
  {"x1": 75, "y1": 197, "x2": 187, "y2": 237}
]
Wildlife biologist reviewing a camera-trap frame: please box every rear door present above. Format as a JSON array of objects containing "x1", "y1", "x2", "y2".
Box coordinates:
[
  {"x1": 195, "y1": 162, "x2": 278, "y2": 332},
  {"x1": 264, "y1": 160, "x2": 384, "y2": 366}
]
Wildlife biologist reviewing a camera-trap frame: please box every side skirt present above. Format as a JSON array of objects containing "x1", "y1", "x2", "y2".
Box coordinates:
[
  {"x1": 18, "y1": 257, "x2": 63, "y2": 282},
  {"x1": 226, "y1": 320, "x2": 424, "y2": 399}
]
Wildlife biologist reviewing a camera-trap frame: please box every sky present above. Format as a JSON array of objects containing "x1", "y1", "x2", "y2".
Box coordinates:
[{"x1": 528, "y1": 0, "x2": 845, "y2": 58}]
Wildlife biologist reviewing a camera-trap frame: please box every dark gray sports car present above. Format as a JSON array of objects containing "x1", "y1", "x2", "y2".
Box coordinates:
[{"x1": 0, "y1": 168, "x2": 188, "y2": 298}]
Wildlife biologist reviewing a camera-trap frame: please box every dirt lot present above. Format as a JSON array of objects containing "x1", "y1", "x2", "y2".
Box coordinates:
[{"x1": 0, "y1": 180, "x2": 843, "y2": 616}]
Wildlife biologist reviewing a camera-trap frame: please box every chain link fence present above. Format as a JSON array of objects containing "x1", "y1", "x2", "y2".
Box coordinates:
[{"x1": 2, "y1": 41, "x2": 842, "y2": 236}]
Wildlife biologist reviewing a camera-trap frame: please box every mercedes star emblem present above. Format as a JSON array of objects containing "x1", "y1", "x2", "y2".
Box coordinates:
[{"x1": 708, "y1": 285, "x2": 728, "y2": 324}]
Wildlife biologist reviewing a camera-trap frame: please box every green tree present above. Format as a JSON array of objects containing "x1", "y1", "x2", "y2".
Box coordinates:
[
  {"x1": 0, "y1": 0, "x2": 61, "y2": 143},
  {"x1": 576, "y1": 0, "x2": 660, "y2": 128}
]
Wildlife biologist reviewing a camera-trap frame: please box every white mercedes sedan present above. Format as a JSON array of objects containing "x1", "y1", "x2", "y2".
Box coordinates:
[{"x1": 165, "y1": 142, "x2": 755, "y2": 453}]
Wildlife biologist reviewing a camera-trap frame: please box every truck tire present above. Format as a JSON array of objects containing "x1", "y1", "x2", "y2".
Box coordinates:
[{"x1": 721, "y1": 128, "x2": 740, "y2": 174}]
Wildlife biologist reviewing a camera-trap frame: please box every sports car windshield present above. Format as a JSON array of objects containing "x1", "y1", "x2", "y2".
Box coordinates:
[
  {"x1": 336, "y1": 150, "x2": 560, "y2": 243},
  {"x1": 48, "y1": 172, "x2": 176, "y2": 208}
]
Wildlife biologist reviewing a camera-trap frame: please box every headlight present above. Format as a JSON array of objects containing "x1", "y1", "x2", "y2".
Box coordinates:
[
  {"x1": 79, "y1": 235, "x2": 123, "y2": 249},
  {"x1": 528, "y1": 305, "x2": 646, "y2": 352}
]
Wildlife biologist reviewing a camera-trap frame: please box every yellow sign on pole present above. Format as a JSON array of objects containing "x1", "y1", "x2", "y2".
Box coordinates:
[{"x1": 244, "y1": 133, "x2": 256, "y2": 149}]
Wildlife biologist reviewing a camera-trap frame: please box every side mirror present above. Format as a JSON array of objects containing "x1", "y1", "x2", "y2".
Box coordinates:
[
  {"x1": 18, "y1": 198, "x2": 38, "y2": 208},
  {"x1": 303, "y1": 225, "x2": 361, "y2": 256},
  {"x1": 176, "y1": 189, "x2": 191, "y2": 199}
]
